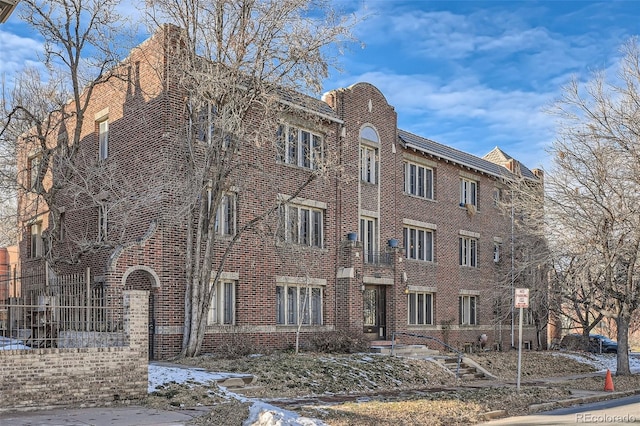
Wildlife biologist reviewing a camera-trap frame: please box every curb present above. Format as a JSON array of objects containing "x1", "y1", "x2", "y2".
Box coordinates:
[{"x1": 528, "y1": 389, "x2": 640, "y2": 413}]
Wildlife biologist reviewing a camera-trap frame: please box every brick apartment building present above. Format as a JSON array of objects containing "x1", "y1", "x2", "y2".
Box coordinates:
[{"x1": 16, "y1": 26, "x2": 543, "y2": 359}]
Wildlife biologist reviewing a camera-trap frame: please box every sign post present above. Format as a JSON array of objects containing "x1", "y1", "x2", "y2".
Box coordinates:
[{"x1": 514, "y1": 288, "x2": 529, "y2": 392}]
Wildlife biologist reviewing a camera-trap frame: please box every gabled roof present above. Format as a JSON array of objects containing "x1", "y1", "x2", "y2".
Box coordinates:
[
  {"x1": 398, "y1": 129, "x2": 538, "y2": 180},
  {"x1": 483, "y1": 146, "x2": 512, "y2": 164}
]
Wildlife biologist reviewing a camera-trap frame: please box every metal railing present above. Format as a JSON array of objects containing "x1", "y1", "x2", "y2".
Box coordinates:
[
  {"x1": 363, "y1": 251, "x2": 393, "y2": 266},
  {"x1": 0, "y1": 303, "x2": 124, "y2": 350},
  {"x1": 391, "y1": 331, "x2": 464, "y2": 378}
]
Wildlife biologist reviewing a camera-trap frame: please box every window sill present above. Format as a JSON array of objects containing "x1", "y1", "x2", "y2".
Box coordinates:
[
  {"x1": 403, "y1": 192, "x2": 435, "y2": 202},
  {"x1": 405, "y1": 258, "x2": 436, "y2": 265},
  {"x1": 275, "y1": 324, "x2": 328, "y2": 331},
  {"x1": 276, "y1": 161, "x2": 318, "y2": 173},
  {"x1": 274, "y1": 241, "x2": 328, "y2": 252}
]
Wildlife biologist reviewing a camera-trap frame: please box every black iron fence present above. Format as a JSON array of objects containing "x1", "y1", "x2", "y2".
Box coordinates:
[{"x1": 0, "y1": 267, "x2": 123, "y2": 350}]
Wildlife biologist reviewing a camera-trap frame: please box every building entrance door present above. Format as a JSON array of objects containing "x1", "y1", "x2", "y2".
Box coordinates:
[{"x1": 363, "y1": 285, "x2": 386, "y2": 338}]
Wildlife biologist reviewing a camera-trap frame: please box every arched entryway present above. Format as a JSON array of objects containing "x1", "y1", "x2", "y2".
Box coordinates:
[{"x1": 122, "y1": 266, "x2": 160, "y2": 360}]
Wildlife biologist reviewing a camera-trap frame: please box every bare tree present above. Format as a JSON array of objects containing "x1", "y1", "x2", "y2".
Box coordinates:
[
  {"x1": 143, "y1": 0, "x2": 354, "y2": 357},
  {"x1": 1, "y1": 0, "x2": 136, "y2": 266},
  {"x1": 494, "y1": 169, "x2": 549, "y2": 349},
  {"x1": 545, "y1": 38, "x2": 640, "y2": 375}
]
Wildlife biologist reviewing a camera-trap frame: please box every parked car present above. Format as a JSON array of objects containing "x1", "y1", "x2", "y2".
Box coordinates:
[
  {"x1": 589, "y1": 334, "x2": 618, "y2": 353},
  {"x1": 559, "y1": 333, "x2": 618, "y2": 353}
]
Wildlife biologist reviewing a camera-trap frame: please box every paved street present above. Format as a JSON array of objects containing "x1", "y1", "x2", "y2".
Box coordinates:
[{"x1": 483, "y1": 394, "x2": 640, "y2": 425}]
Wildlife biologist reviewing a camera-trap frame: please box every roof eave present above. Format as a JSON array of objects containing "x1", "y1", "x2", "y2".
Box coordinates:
[{"x1": 279, "y1": 98, "x2": 343, "y2": 125}]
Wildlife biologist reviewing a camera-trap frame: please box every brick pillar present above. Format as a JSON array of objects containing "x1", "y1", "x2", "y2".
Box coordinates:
[{"x1": 123, "y1": 290, "x2": 149, "y2": 360}]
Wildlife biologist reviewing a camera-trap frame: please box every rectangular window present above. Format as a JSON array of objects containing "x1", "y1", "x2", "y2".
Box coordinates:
[
  {"x1": 98, "y1": 205, "x2": 107, "y2": 242},
  {"x1": 460, "y1": 178, "x2": 478, "y2": 207},
  {"x1": 59, "y1": 212, "x2": 66, "y2": 242},
  {"x1": 493, "y1": 242, "x2": 501, "y2": 262},
  {"x1": 276, "y1": 124, "x2": 323, "y2": 170},
  {"x1": 360, "y1": 146, "x2": 379, "y2": 184},
  {"x1": 98, "y1": 120, "x2": 109, "y2": 160},
  {"x1": 459, "y1": 295, "x2": 477, "y2": 325},
  {"x1": 403, "y1": 226, "x2": 434, "y2": 262},
  {"x1": 208, "y1": 280, "x2": 236, "y2": 325},
  {"x1": 28, "y1": 154, "x2": 41, "y2": 191},
  {"x1": 30, "y1": 223, "x2": 42, "y2": 258},
  {"x1": 360, "y1": 217, "x2": 377, "y2": 263},
  {"x1": 493, "y1": 188, "x2": 502, "y2": 207},
  {"x1": 408, "y1": 292, "x2": 434, "y2": 325},
  {"x1": 404, "y1": 162, "x2": 434, "y2": 199},
  {"x1": 214, "y1": 193, "x2": 236, "y2": 237},
  {"x1": 459, "y1": 236, "x2": 477, "y2": 267},
  {"x1": 281, "y1": 204, "x2": 323, "y2": 248},
  {"x1": 196, "y1": 103, "x2": 217, "y2": 144},
  {"x1": 276, "y1": 284, "x2": 323, "y2": 325}
]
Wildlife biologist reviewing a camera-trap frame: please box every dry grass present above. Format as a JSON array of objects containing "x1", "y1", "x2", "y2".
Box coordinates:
[{"x1": 142, "y1": 350, "x2": 640, "y2": 425}]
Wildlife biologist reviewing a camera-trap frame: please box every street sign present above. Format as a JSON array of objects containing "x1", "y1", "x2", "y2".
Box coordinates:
[{"x1": 514, "y1": 288, "x2": 529, "y2": 308}]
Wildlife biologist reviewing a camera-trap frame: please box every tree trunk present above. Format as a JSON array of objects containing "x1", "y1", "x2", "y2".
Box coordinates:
[{"x1": 616, "y1": 314, "x2": 631, "y2": 376}]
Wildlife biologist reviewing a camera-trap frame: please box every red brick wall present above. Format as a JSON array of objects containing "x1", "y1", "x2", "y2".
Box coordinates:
[{"x1": 16, "y1": 28, "x2": 540, "y2": 359}]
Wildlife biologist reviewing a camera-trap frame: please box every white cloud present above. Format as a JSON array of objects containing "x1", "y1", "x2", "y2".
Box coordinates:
[{"x1": 0, "y1": 30, "x2": 43, "y2": 79}]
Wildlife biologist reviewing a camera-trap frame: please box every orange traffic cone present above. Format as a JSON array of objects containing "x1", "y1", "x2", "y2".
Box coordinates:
[{"x1": 604, "y1": 369, "x2": 614, "y2": 392}]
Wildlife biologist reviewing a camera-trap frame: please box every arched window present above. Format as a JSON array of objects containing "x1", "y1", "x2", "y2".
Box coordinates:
[
  {"x1": 360, "y1": 126, "x2": 379, "y2": 184},
  {"x1": 360, "y1": 126, "x2": 379, "y2": 143}
]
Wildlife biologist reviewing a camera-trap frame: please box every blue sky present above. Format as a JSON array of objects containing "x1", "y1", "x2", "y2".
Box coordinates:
[{"x1": 2, "y1": 1, "x2": 640, "y2": 170}]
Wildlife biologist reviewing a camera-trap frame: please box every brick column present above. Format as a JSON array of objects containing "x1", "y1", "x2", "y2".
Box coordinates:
[{"x1": 123, "y1": 290, "x2": 149, "y2": 360}]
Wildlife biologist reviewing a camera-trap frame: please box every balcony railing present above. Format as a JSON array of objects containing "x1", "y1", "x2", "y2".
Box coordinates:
[{"x1": 363, "y1": 251, "x2": 393, "y2": 266}]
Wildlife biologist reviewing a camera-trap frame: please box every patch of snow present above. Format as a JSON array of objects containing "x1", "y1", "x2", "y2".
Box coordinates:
[
  {"x1": 0, "y1": 336, "x2": 30, "y2": 350},
  {"x1": 149, "y1": 363, "x2": 327, "y2": 425},
  {"x1": 553, "y1": 352, "x2": 640, "y2": 373},
  {"x1": 148, "y1": 364, "x2": 248, "y2": 393}
]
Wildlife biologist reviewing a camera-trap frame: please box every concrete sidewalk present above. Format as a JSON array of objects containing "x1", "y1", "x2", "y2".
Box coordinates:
[{"x1": 0, "y1": 405, "x2": 209, "y2": 426}]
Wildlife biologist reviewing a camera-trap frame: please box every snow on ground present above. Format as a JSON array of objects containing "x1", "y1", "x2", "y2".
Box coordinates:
[
  {"x1": 0, "y1": 336, "x2": 31, "y2": 350},
  {"x1": 148, "y1": 363, "x2": 327, "y2": 426},
  {"x1": 554, "y1": 352, "x2": 640, "y2": 373}
]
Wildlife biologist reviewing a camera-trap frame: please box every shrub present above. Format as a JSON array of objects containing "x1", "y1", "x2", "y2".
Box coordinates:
[
  {"x1": 215, "y1": 333, "x2": 257, "y2": 358},
  {"x1": 306, "y1": 330, "x2": 369, "y2": 353}
]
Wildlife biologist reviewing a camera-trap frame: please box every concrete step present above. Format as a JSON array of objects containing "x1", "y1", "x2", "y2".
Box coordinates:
[
  {"x1": 215, "y1": 375, "x2": 256, "y2": 388},
  {"x1": 371, "y1": 344, "x2": 439, "y2": 357},
  {"x1": 436, "y1": 356, "x2": 488, "y2": 380}
]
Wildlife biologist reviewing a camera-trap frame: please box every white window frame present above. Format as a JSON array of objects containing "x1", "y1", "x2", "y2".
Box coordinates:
[
  {"x1": 460, "y1": 177, "x2": 478, "y2": 207},
  {"x1": 408, "y1": 291, "x2": 434, "y2": 325},
  {"x1": 208, "y1": 280, "x2": 236, "y2": 325},
  {"x1": 98, "y1": 205, "x2": 108, "y2": 242},
  {"x1": 405, "y1": 162, "x2": 434, "y2": 199},
  {"x1": 98, "y1": 120, "x2": 109, "y2": 160},
  {"x1": 459, "y1": 295, "x2": 477, "y2": 325},
  {"x1": 28, "y1": 154, "x2": 42, "y2": 191},
  {"x1": 212, "y1": 193, "x2": 236, "y2": 237},
  {"x1": 282, "y1": 204, "x2": 324, "y2": 248},
  {"x1": 493, "y1": 242, "x2": 501, "y2": 262},
  {"x1": 30, "y1": 222, "x2": 42, "y2": 258},
  {"x1": 360, "y1": 145, "x2": 378, "y2": 184},
  {"x1": 403, "y1": 226, "x2": 434, "y2": 262},
  {"x1": 276, "y1": 284, "x2": 323, "y2": 326},
  {"x1": 360, "y1": 216, "x2": 378, "y2": 263},
  {"x1": 276, "y1": 124, "x2": 323, "y2": 170},
  {"x1": 459, "y1": 236, "x2": 477, "y2": 267},
  {"x1": 493, "y1": 188, "x2": 502, "y2": 207}
]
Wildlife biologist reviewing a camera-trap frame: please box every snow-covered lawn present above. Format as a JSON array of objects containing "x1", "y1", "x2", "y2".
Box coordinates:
[
  {"x1": 147, "y1": 352, "x2": 640, "y2": 425},
  {"x1": 148, "y1": 364, "x2": 326, "y2": 425},
  {"x1": 554, "y1": 352, "x2": 640, "y2": 373}
]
